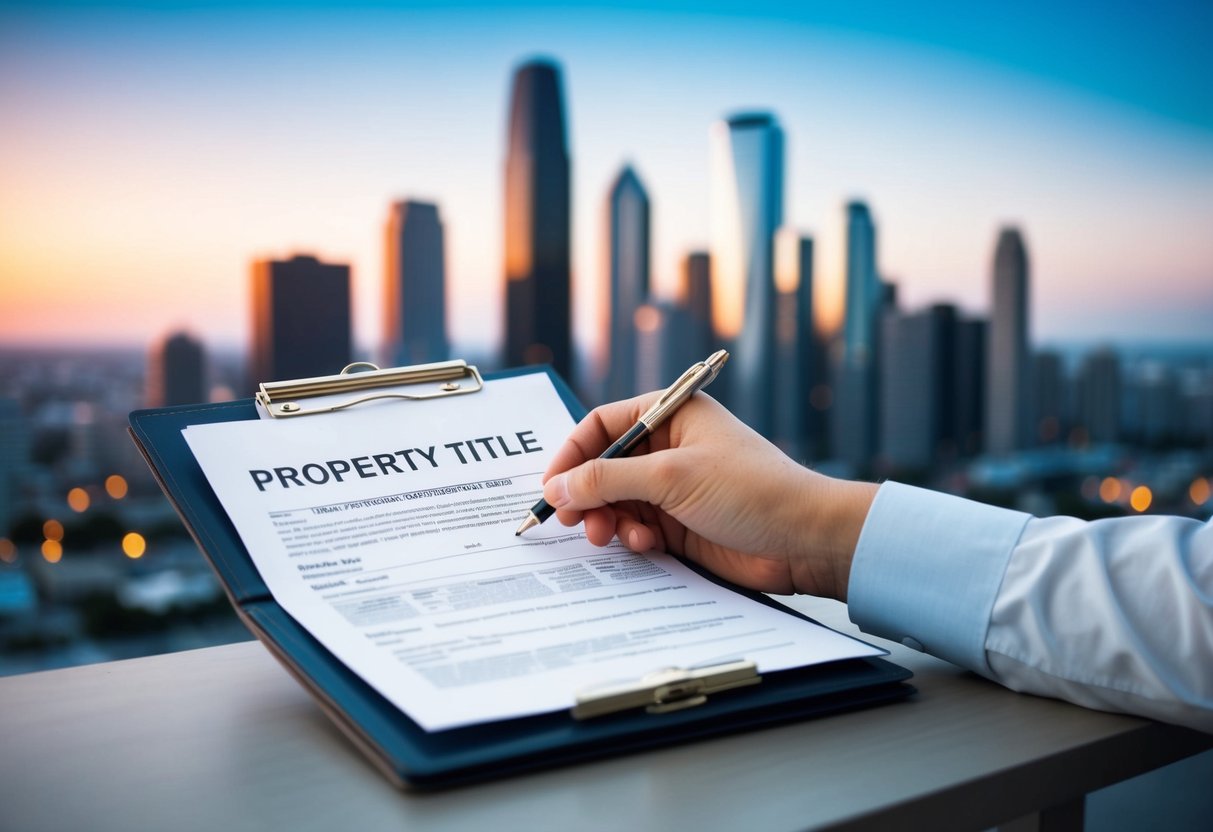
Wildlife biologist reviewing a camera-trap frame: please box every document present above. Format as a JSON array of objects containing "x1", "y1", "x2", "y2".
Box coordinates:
[{"x1": 183, "y1": 373, "x2": 881, "y2": 731}]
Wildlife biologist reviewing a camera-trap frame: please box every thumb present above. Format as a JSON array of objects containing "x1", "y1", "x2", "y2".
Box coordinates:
[{"x1": 543, "y1": 454, "x2": 667, "y2": 512}]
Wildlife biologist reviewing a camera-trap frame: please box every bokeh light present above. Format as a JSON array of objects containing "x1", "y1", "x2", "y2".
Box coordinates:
[
  {"x1": 41, "y1": 539, "x2": 63, "y2": 563},
  {"x1": 1099, "y1": 477, "x2": 1122, "y2": 503},
  {"x1": 105, "y1": 474, "x2": 129, "y2": 500},
  {"x1": 122, "y1": 532, "x2": 147, "y2": 559},
  {"x1": 0, "y1": 538, "x2": 17, "y2": 564},
  {"x1": 43, "y1": 519, "x2": 64, "y2": 542},
  {"x1": 1129, "y1": 485, "x2": 1153, "y2": 513},
  {"x1": 1191, "y1": 477, "x2": 1211, "y2": 507},
  {"x1": 67, "y1": 487, "x2": 91, "y2": 513}
]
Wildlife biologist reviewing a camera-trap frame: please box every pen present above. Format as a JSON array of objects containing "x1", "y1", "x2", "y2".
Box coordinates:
[{"x1": 514, "y1": 349, "x2": 730, "y2": 536}]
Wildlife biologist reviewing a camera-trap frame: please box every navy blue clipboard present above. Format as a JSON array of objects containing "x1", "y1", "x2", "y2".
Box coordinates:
[{"x1": 128, "y1": 364, "x2": 914, "y2": 790}]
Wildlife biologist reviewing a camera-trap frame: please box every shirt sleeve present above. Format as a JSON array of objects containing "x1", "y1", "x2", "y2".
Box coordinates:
[{"x1": 847, "y1": 481, "x2": 1213, "y2": 733}]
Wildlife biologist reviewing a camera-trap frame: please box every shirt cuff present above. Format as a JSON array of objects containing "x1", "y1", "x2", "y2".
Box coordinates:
[{"x1": 847, "y1": 481, "x2": 1031, "y2": 676}]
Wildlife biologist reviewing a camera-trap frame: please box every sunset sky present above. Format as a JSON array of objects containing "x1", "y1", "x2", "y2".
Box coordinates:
[{"x1": 2, "y1": 1, "x2": 1211, "y2": 359}]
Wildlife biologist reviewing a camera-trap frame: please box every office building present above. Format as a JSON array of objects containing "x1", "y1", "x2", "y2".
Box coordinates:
[
  {"x1": 605, "y1": 165, "x2": 651, "y2": 400},
  {"x1": 249, "y1": 255, "x2": 352, "y2": 389},
  {"x1": 503, "y1": 59, "x2": 572, "y2": 379},
  {"x1": 147, "y1": 331, "x2": 207, "y2": 407},
  {"x1": 832, "y1": 201, "x2": 880, "y2": 471},
  {"x1": 1033, "y1": 350, "x2": 1066, "y2": 446},
  {"x1": 0, "y1": 398, "x2": 29, "y2": 537},
  {"x1": 954, "y1": 317, "x2": 987, "y2": 457},
  {"x1": 384, "y1": 200, "x2": 447, "y2": 367},
  {"x1": 1075, "y1": 347, "x2": 1121, "y2": 445},
  {"x1": 633, "y1": 301, "x2": 693, "y2": 395},
  {"x1": 681, "y1": 251, "x2": 715, "y2": 361},
  {"x1": 774, "y1": 228, "x2": 814, "y2": 458},
  {"x1": 878, "y1": 304, "x2": 959, "y2": 471},
  {"x1": 709, "y1": 112, "x2": 783, "y2": 436},
  {"x1": 985, "y1": 227, "x2": 1031, "y2": 455}
]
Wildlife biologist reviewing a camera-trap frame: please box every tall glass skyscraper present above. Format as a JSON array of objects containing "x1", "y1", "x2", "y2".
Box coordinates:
[
  {"x1": 774, "y1": 228, "x2": 814, "y2": 458},
  {"x1": 503, "y1": 59, "x2": 571, "y2": 379},
  {"x1": 986, "y1": 227, "x2": 1030, "y2": 455},
  {"x1": 710, "y1": 112, "x2": 784, "y2": 436},
  {"x1": 384, "y1": 200, "x2": 447, "y2": 367},
  {"x1": 832, "y1": 201, "x2": 880, "y2": 470},
  {"x1": 606, "y1": 164, "x2": 650, "y2": 400},
  {"x1": 681, "y1": 251, "x2": 714, "y2": 361},
  {"x1": 248, "y1": 254, "x2": 351, "y2": 390}
]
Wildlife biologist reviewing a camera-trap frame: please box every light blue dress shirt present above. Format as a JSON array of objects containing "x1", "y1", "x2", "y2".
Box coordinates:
[{"x1": 848, "y1": 481, "x2": 1213, "y2": 733}]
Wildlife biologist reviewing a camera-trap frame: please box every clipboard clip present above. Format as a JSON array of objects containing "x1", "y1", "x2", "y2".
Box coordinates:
[
  {"x1": 256, "y1": 360, "x2": 484, "y2": 418},
  {"x1": 572, "y1": 659, "x2": 761, "y2": 720}
]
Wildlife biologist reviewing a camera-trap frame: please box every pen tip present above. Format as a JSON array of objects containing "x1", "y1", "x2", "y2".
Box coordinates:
[{"x1": 514, "y1": 514, "x2": 540, "y2": 536}]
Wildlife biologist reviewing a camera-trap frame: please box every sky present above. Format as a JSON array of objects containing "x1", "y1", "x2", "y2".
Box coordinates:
[{"x1": 1, "y1": 0, "x2": 1211, "y2": 360}]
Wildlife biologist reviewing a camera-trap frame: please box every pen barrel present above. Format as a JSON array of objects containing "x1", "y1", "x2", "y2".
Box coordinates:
[
  {"x1": 533, "y1": 500, "x2": 556, "y2": 523},
  {"x1": 602, "y1": 422, "x2": 650, "y2": 459}
]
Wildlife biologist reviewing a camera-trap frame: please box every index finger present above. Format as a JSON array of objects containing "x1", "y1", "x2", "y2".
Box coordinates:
[{"x1": 542, "y1": 391, "x2": 662, "y2": 482}]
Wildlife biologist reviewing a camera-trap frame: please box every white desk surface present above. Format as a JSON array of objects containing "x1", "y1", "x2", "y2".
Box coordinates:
[{"x1": 2, "y1": 596, "x2": 1209, "y2": 832}]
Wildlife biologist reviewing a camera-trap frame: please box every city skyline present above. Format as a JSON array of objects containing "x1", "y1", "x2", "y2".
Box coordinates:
[{"x1": 2, "y1": 3, "x2": 1211, "y2": 359}]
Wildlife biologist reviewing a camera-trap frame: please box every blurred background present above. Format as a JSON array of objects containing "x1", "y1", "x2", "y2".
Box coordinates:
[{"x1": 1, "y1": 0, "x2": 1211, "y2": 694}]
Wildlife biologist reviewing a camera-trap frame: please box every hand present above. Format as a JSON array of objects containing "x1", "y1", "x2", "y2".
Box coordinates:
[{"x1": 541, "y1": 392, "x2": 878, "y2": 601}]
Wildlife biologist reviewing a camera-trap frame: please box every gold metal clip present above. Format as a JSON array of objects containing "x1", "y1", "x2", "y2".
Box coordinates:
[
  {"x1": 255, "y1": 360, "x2": 484, "y2": 418},
  {"x1": 571, "y1": 659, "x2": 760, "y2": 720}
]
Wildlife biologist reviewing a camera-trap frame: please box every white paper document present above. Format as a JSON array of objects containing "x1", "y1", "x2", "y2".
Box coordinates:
[{"x1": 183, "y1": 373, "x2": 881, "y2": 731}]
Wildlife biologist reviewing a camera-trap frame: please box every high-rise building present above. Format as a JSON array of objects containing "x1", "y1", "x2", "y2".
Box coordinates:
[
  {"x1": 633, "y1": 301, "x2": 692, "y2": 395},
  {"x1": 384, "y1": 200, "x2": 447, "y2": 367},
  {"x1": 1075, "y1": 347, "x2": 1121, "y2": 445},
  {"x1": 832, "y1": 201, "x2": 880, "y2": 471},
  {"x1": 1033, "y1": 350, "x2": 1066, "y2": 446},
  {"x1": 878, "y1": 304, "x2": 958, "y2": 471},
  {"x1": 249, "y1": 254, "x2": 352, "y2": 389},
  {"x1": 605, "y1": 165, "x2": 651, "y2": 400},
  {"x1": 147, "y1": 331, "x2": 207, "y2": 407},
  {"x1": 774, "y1": 228, "x2": 814, "y2": 458},
  {"x1": 955, "y1": 317, "x2": 988, "y2": 457},
  {"x1": 986, "y1": 227, "x2": 1031, "y2": 455},
  {"x1": 0, "y1": 398, "x2": 29, "y2": 537},
  {"x1": 503, "y1": 59, "x2": 572, "y2": 379},
  {"x1": 710, "y1": 112, "x2": 783, "y2": 436},
  {"x1": 681, "y1": 251, "x2": 714, "y2": 361}
]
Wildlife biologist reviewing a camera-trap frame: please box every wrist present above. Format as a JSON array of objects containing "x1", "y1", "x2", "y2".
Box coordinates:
[{"x1": 790, "y1": 474, "x2": 878, "y2": 601}]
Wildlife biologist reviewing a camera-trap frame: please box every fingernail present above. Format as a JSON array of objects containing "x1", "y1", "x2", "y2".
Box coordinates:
[
  {"x1": 546, "y1": 473, "x2": 570, "y2": 508},
  {"x1": 627, "y1": 528, "x2": 642, "y2": 550}
]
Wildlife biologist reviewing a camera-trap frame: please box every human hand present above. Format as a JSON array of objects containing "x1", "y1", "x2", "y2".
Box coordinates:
[{"x1": 541, "y1": 392, "x2": 877, "y2": 601}]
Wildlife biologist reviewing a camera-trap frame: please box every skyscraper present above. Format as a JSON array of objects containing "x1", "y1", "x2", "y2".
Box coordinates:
[
  {"x1": 384, "y1": 200, "x2": 447, "y2": 367},
  {"x1": 147, "y1": 331, "x2": 207, "y2": 407},
  {"x1": 503, "y1": 59, "x2": 571, "y2": 379},
  {"x1": 710, "y1": 112, "x2": 783, "y2": 436},
  {"x1": 1076, "y1": 347, "x2": 1122, "y2": 445},
  {"x1": 633, "y1": 301, "x2": 693, "y2": 395},
  {"x1": 249, "y1": 254, "x2": 352, "y2": 389},
  {"x1": 1033, "y1": 350, "x2": 1066, "y2": 445},
  {"x1": 955, "y1": 317, "x2": 988, "y2": 457},
  {"x1": 681, "y1": 251, "x2": 714, "y2": 360},
  {"x1": 605, "y1": 165, "x2": 651, "y2": 401},
  {"x1": 832, "y1": 201, "x2": 880, "y2": 471},
  {"x1": 774, "y1": 228, "x2": 814, "y2": 458},
  {"x1": 878, "y1": 304, "x2": 958, "y2": 471},
  {"x1": 986, "y1": 227, "x2": 1030, "y2": 455}
]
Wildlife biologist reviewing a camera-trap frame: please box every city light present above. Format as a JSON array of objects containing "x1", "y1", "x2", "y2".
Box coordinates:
[
  {"x1": 1192, "y1": 477, "x2": 1212, "y2": 507},
  {"x1": 1130, "y1": 486, "x2": 1153, "y2": 513},
  {"x1": 105, "y1": 474, "x2": 129, "y2": 500},
  {"x1": 41, "y1": 540, "x2": 63, "y2": 563},
  {"x1": 0, "y1": 539, "x2": 16, "y2": 564},
  {"x1": 1099, "y1": 477, "x2": 1122, "y2": 503},
  {"x1": 67, "y1": 487, "x2": 91, "y2": 513},
  {"x1": 43, "y1": 519, "x2": 64, "y2": 542},
  {"x1": 122, "y1": 532, "x2": 147, "y2": 559}
]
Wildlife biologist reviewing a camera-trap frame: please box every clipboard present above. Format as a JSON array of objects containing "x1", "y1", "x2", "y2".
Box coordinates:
[{"x1": 128, "y1": 361, "x2": 914, "y2": 790}]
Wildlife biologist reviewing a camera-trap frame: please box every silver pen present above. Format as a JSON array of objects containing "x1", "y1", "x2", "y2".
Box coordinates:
[{"x1": 515, "y1": 349, "x2": 730, "y2": 536}]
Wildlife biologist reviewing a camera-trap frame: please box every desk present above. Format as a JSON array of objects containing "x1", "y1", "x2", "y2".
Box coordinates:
[{"x1": 2, "y1": 597, "x2": 1209, "y2": 832}]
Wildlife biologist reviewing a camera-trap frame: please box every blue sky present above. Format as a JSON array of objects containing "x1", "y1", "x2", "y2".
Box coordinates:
[{"x1": 2, "y1": 1, "x2": 1211, "y2": 354}]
